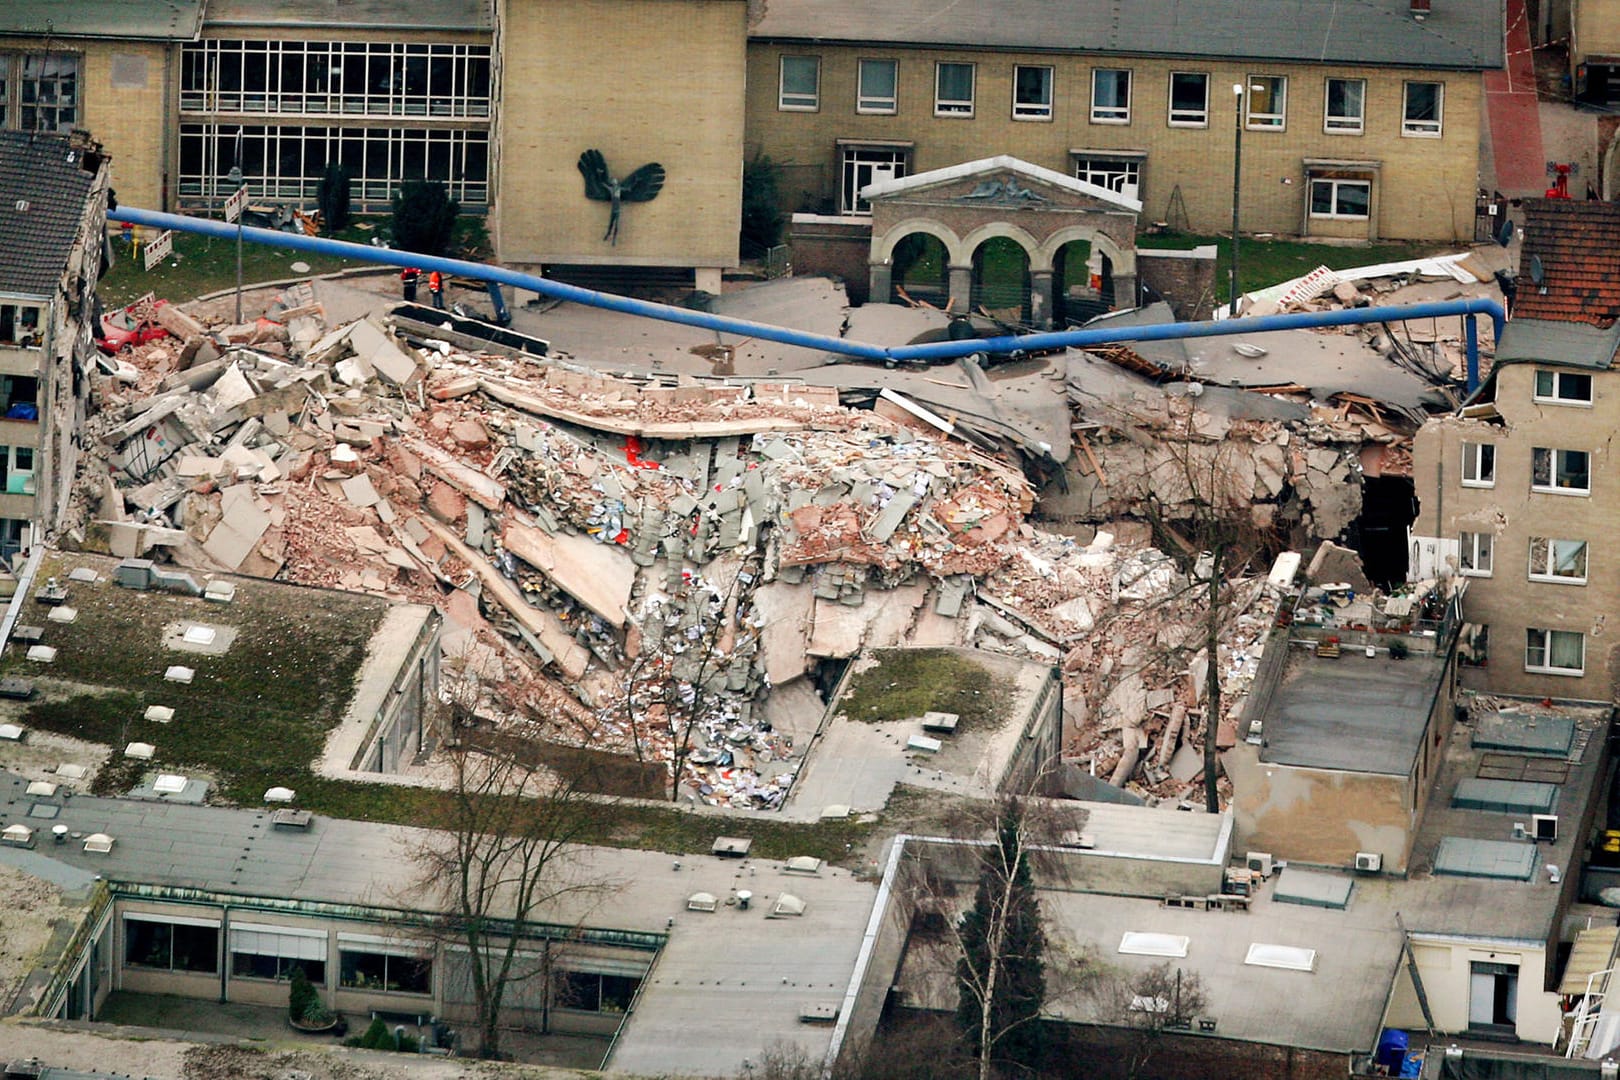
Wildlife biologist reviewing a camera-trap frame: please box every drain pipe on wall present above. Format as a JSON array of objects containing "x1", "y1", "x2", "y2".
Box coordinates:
[{"x1": 111, "y1": 207, "x2": 1504, "y2": 395}]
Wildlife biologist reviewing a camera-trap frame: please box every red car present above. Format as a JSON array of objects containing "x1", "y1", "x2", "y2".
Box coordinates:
[{"x1": 98, "y1": 298, "x2": 170, "y2": 355}]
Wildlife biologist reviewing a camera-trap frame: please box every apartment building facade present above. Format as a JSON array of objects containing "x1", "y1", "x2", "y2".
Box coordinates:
[
  {"x1": 745, "y1": 0, "x2": 1499, "y2": 250},
  {"x1": 1412, "y1": 199, "x2": 1620, "y2": 702}
]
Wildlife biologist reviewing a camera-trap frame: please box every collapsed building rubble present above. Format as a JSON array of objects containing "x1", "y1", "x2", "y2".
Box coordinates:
[{"x1": 60, "y1": 264, "x2": 1500, "y2": 809}]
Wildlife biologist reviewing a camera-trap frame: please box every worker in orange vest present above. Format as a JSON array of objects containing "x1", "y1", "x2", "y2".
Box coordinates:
[
  {"x1": 401, "y1": 267, "x2": 420, "y2": 302},
  {"x1": 428, "y1": 270, "x2": 445, "y2": 309}
]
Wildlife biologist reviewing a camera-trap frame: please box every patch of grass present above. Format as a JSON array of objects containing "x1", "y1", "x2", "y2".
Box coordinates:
[
  {"x1": 839, "y1": 649, "x2": 1011, "y2": 734},
  {"x1": 98, "y1": 215, "x2": 493, "y2": 308},
  {"x1": 1135, "y1": 231, "x2": 1449, "y2": 303}
]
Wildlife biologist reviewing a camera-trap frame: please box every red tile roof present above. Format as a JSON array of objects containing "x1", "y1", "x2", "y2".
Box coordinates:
[{"x1": 1515, "y1": 199, "x2": 1620, "y2": 327}]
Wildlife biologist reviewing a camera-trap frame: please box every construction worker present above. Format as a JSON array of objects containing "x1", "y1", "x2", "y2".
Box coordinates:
[
  {"x1": 428, "y1": 270, "x2": 445, "y2": 310},
  {"x1": 401, "y1": 266, "x2": 420, "y2": 303}
]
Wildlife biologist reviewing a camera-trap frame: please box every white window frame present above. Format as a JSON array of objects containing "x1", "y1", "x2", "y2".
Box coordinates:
[
  {"x1": 1168, "y1": 71, "x2": 1208, "y2": 127},
  {"x1": 1246, "y1": 75, "x2": 1287, "y2": 130},
  {"x1": 1013, "y1": 65, "x2": 1053, "y2": 121},
  {"x1": 1308, "y1": 178, "x2": 1371, "y2": 220},
  {"x1": 1528, "y1": 538, "x2": 1588, "y2": 585},
  {"x1": 1533, "y1": 368, "x2": 1593, "y2": 405},
  {"x1": 1091, "y1": 68, "x2": 1132, "y2": 124},
  {"x1": 935, "y1": 62, "x2": 975, "y2": 117},
  {"x1": 1531, "y1": 447, "x2": 1591, "y2": 496},
  {"x1": 1458, "y1": 531, "x2": 1493, "y2": 577},
  {"x1": 1324, "y1": 77, "x2": 1365, "y2": 134},
  {"x1": 1403, "y1": 81, "x2": 1443, "y2": 137},
  {"x1": 856, "y1": 58, "x2": 898, "y2": 115},
  {"x1": 778, "y1": 55, "x2": 820, "y2": 111},
  {"x1": 840, "y1": 144, "x2": 909, "y2": 215},
  {"x1": 1526, "y1": 627, "x2": 1584, "y2": 676},
  {"x1": 1072, "y1": 154, "x2": 1142, "y2": 200},
  {"x1": 1461, "y1": 442, "x2": 1495, "y2": 488}
]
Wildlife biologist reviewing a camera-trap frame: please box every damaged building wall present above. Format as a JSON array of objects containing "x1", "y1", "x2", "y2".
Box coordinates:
[
  {"x1": 1413, "y1": 362, "x2": 1620, "y2": 701},
  {"x1": 1224, "y1": 751, "x2": 1416, "y2": 873}
]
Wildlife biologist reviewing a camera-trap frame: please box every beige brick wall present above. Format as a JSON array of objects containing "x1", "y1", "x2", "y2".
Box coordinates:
[
  {"x1": 494, "y1": 0, "x2": 746, "y2": 269},
  {"x1": 1575, "y1": 0, "x2": 1620, "y2": 63},
  {"x1": 746, "y1": 45, "x2": 1482, "y2": 243},
  {"x1": 1412, "y1": 363, "x2": 1620, "y2": 701},
  {"x1": 0, "y1": 39, "x2": 171, "y2": 212}
]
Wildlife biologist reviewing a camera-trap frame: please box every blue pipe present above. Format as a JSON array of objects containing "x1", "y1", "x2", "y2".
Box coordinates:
[{"x1": 113, "y1": 207, "x2": 1502, "y2": 392}]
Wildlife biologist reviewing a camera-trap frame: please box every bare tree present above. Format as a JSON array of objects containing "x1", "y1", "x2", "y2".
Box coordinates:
[
  {"x1": 411, "y1": 730, "x2": 611, "y2": 1059},
  {"x1": 1097, "y1": 961, "x2": 1209, "y2": 1080}
]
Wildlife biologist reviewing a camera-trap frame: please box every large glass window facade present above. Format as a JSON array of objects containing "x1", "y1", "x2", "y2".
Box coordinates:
[{"x1": 181, "y1": 40, "x2": 491, "y2": 118}]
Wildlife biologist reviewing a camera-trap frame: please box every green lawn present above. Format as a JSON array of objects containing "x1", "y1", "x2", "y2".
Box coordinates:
[
  {"x1": 98, "y1": 216, "x2": 493, "y2": 308},
  {"x1": 1137, "y1": 231, "x2": 1449, "y2": 302}
]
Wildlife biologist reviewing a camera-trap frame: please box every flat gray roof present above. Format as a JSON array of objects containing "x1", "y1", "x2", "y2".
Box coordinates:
[
  {"x1": 1493, "y1": 318, "x2": 1620, "y2": 371},
  {"x1": 1473, "y1": 710, "x2": 1577, "y2": 757},
  {"x1": 202, "y1": 0, "x2": 492, "y2": 32},
  {"x1": 749, "y1": 0, "x2": 1503, "y2": 71},
  {"x1": 0, "y1": 1, "x2": 204, "y2": 40},
  {"x1": 1433, "y1": 836, "x2": 1538, "y2": 880},
  {"x1": 1260, "y1": 649, "x2": 1446, "y2": 775}
]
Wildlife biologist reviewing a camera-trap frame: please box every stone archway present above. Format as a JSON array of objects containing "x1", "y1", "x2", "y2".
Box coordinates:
[
  {"x1": 1040, "y1": 225, "x2": 1137, "y2": 327},
  {"x1": 869, "y1": 217, "x2": 962, "y2": 311}
]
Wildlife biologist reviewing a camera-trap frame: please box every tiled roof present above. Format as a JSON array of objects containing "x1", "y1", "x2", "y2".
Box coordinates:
[
  {"x1": 1513, "y1": 199, "x2": 1620, "y2": 328},
  {"x1": 0, "y1": 131, "x2": 96, "y2": 299},
  {"x1": 751, "y1": 0, "x2": 1503, "y2": 71}
]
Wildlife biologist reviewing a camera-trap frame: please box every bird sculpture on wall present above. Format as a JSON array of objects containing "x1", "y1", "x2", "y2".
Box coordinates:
[{"x1": 577, "y1": 149, "x2": 666, "y2": 245}]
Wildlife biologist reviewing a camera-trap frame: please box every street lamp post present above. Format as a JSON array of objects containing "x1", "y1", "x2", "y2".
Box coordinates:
[{"x1": 1230, "y1": 83, "x2": 1244, "y2": 319}]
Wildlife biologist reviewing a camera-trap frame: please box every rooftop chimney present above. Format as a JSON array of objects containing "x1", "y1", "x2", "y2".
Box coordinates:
[{"x1": 1410, "y1": 0, "x2": 1431, "y2": 19}]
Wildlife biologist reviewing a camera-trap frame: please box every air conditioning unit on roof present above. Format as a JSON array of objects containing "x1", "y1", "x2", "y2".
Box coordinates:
[
  {"x1": 1355, "y1": 851, "x2": 1383, "y2": 873},
  {"x1": 1245, "y1": 852, "x2": 1273, "y2": 877}
]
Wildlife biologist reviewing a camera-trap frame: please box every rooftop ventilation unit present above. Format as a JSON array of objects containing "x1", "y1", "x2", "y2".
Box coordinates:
[
  {"x1": 1246, "y1": 852, "x2": 1273, "y2": 877},
  {"x1": 1355, "y1": 851, "x2": 1383, "y2": 873},
  {"x1": 1532, "y1": 814, "x2": 1559, "y2": 843},
  {"x1": 687, "y1": 892, "x2": 718, "y2": 913}
]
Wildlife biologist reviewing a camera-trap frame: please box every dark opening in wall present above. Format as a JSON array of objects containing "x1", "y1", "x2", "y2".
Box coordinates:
[{"x1": 1350, "y1": 475, "x2": 1417, "y2": 590}]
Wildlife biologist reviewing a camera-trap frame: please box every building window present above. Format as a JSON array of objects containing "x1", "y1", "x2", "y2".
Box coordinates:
[
  {"x1": 857, "y1": 59, "x2": 897, "y2": 114},
  {"x1": 179, "y1": 123, "x2": 491, "y2": 206},
  {"x1": 1309, "y1": 178, "x2": 1370, "y2": 219},
  {"x1": 1403, "y1": 81, "x2": 1443, "y2": 136},
  {"x1": 0, "y1": 53, "x2": 81, "y2": 134},
  {"x1": 779, "y1": 56, "x2": 820, "y2": 111},
  {"x1": 1168, "y1": 72, "x2": 1209, "y2": 126},
  {"x1": 1458, "y1": 532, "x2": 1493, "y2": 577},
  {"x1": 1526, "y1": 628, "x2": 1584, "y2": 675},
  {"x1": 840, "y1": 145, "x2": 909, "y2": 214},
  {"x1": 0, "y1": 304, "x2": 41, "y2": 348},
  {"x1": 1246, "y1": 75, "x2": 1286, "y2": 129},
  {"x1": 1528, "y1": 538, "x2": 1588, "y2": 584},
  {"x1": 1461, "y1": 442, "x2": 1495, "y2": 487},
  {"x1": 1072, "y1": 155, "x2": 1142, "y2": 199},
  {"x1": 1534, "y1": 369, "x2": 1593, "y2": 405},
  {"x1": 1324, "y1": 77, "x2": 1365, "y2": 133},
  {"x1": 230, "y1": 924, "x2": 326, "y2": 982},
  {"x1": 340, "y1": 948, "x2": 432, "y2": 994},
  {"x1": 1013, "y1": 65, "x2": 1053, "y2": 120},
  {"x1": 935, "y1": 63, "x2": 975, "y2": 116},
  {"x1": 555, "y1": 971, "x2": 641, "y2": 1013},
  {"x1": 1091, "y1": 68, "x2": 1131, "y2": 123},
  {"x1": 179, "y1": 40, "x2": 491, "y2": 118},
  {"x1": 1531, "y1": 447, "x2": 1590, "y2": 495},
  {"x1": 125, "y1": 916, "x2": 218, "y2": 974}
]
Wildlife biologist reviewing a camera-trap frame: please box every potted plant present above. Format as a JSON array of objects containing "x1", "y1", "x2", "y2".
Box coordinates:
[{"x1": 288, "y1": 966, "x2": 339, "y2": 1033}]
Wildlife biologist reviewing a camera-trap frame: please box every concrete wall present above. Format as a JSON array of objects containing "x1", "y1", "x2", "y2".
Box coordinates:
[
  {"x1": 495, "y1": 0, "x2": 747, "y2": 272},
  {"x1": 745, "y1": 45, "x2": 1482, "y2": 242},
  {"x1": 1225, "y1": 750, "x2": 1417, "y2": 872},
  {"x1": 1386, "y1": 939, "x2": 1563, "y2": 1044},
  {"x1": 1137, "y1": 246, "x2": 1219, "y2": 321},
  {"x1": 1412, "y1": 363, "x2": 1620, "y2": 701},
  {"x1": 787, "y1": 215, "x2": 872, "y2": 301}
]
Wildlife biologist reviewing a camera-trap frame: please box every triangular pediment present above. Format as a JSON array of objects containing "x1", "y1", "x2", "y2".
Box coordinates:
[{"x1": 862, "y1": 155, "x2": 1142, "y2": 214}]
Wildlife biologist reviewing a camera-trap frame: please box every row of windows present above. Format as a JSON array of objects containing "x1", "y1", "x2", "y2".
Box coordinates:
[
  {"x1": 181, "y1": 40, "x2": 492, "y2": 119},
  {"x1": 780, "y1": 58, "x2": 1445, "y2": 136},
  {"x1": 1460, "y1": 442, "x2": 1591, "y2": 495},
  {"x1": 0, "y1": 53, "x2": 79, "y2": 134},
  {"x1": 1457, "y1": 533, "x2": 1587, "y2": 585},
  {"x1": 178, "y1": 124, "x2": 490, "y2": 206}
]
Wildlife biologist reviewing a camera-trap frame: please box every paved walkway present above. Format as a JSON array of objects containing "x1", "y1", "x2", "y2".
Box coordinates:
[{"x1": 1484, "y1": 0, "x2": 1546, "y2": 195}]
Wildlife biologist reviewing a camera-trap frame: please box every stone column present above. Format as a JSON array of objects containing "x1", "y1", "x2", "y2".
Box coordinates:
[
  {"x1": 1030, "y1": 270, "x2": 1054, "y2": 329},
  {"x1": 948, "y1": 264, "x2": 973, "y2": 313},
  {"x1": 868, "y1": 262, "x2": 893, "y2": 306}
]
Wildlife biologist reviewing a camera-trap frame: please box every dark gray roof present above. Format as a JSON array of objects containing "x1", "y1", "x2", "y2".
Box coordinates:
[
  {"x1": 1261, "y1": 650, "x2": 1447, "y2": 774},
  {"x1": 0, "y1": 1, "x2": 204, "y2": 40},
  {"x1": 1493, "y1": 317, "x2": 1620, "y2": 370},
  {"x1": 0, "y1": 131, "x2": 96, "y2": 301},
  {"x1": 750, "y1": 0, "x2": 1503, "y2": 71},
  {"x1": 203, "y1": 0, "x2": 493, "y2": 32}
]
